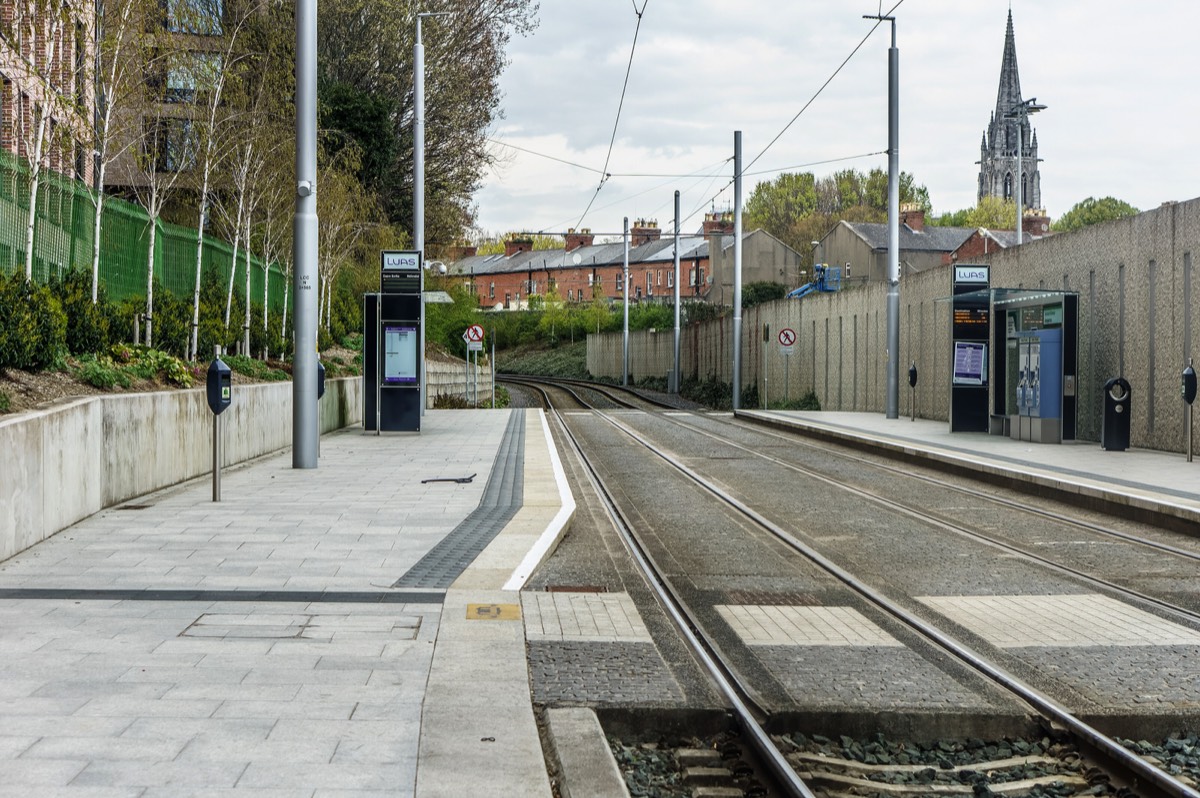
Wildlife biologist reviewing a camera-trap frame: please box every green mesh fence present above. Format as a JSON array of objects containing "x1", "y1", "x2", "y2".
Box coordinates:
[{"x1": 0, "y1": 149, "x2": 288, "y2": 314}]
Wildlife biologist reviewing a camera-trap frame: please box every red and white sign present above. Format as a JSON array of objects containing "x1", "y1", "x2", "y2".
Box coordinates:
[
  {"x1": 465, "y1": 324, "x2": 485, "y2": 342},
  {"x1": 777, "y1": 328, "x2": 796, "y2": 347}
]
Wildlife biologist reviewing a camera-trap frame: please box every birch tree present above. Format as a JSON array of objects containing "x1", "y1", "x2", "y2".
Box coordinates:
[
  {"x1": 85, "y1": 0, "x2": 150, "y2": 302},
  {"x1": 185, "y1": 2, "x2": 255, "y2": 360}
]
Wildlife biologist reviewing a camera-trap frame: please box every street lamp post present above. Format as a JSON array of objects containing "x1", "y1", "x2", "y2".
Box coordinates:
[
  {"x1": 1005, "y1": 97, "x2": 1046, "y2": 245},
  {"x1": 415, "y1": 11, "x2": 452, "y2": 416}
]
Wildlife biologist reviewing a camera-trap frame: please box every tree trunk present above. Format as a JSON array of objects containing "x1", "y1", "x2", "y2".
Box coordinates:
[
  {"x1": 23, "y1": 113, "x2": 48, "y2": 280},
  {"x1": 190, "y1": 189, "x2": 209, "y2": 361},
  {"x1": 223, "y1": 187, "x2": 246, "y2": 328},
  {"x1": 145, "y1": 220, "x2": 157, "y2": 348},
  {"x1": 243, "y1": 214, "x2": 251, "y2": 356},
  {"x1": 91, "y1": 161, "x2": 107, "y2": 304}
]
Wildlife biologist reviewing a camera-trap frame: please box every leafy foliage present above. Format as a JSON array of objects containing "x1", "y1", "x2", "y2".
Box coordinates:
[
  {"x1": 317, "y1": 0, "x2": 538, "y2": 255},
  {"x1": 1052, "y1": 197, "x2": 1140, "y2": 232},
  {"x1": 497, "y1": 340, "x2": 589, "y2": 379},
  {"x1": 744, "y1": 167, "x2": 930, "y2": 258},
  {"x1": 742, "y1": 282, "x2": 787, "y2": 307},
  {"x1": 48, "y1": 268, "x2": 112, "y2": 355},
  {"x1": 0, "y1": 272, "x2": 67, "y2": 370},
  {"x1": 223, "y1": 354, "x2": 288, "y2": 381},
  {"x1": 931, "y1": 196, "x2": 1018, "y2": 229},
  {"x1": 75, "y1": 345, "x2": 194, "y2": 390}
]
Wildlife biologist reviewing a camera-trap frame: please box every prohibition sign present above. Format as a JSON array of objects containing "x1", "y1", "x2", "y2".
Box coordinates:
[
  {"x1": 466, "y1": 324, "x2": 485, "y2": 342},
  {"x1": 777, "y1": 328, "x2": 796, "y2": 347}
]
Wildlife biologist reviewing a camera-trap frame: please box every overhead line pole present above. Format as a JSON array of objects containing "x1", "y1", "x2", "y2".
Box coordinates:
[
  {"x1": 732, "y1": 131, "x2": 743, "y2": 410},
  {"x1": 866, "y1": 13, "x2": 900, "y2": 419},
  {"x1": 623, "y1": 217, "x2": 630, "y2": 387},
  {"x1": 292, "y1": 0, "x2": 318, "y2": 468},
  {"x1": 672, "y1": 190, "x2": 681, "y2": 394}
]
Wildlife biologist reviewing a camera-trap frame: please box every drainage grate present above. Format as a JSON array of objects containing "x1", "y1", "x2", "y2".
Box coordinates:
[
  {"x1": 117, "y1": 504, "x2": 153, "y2": 511},
  {"x1": 546, "y1": 585, "x2": 607, "y2": 593}
]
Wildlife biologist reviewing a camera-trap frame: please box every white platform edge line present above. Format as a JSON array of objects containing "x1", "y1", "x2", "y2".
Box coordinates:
[{"x1": 502, "y1": 409, "x2": 577, "y2": 591}]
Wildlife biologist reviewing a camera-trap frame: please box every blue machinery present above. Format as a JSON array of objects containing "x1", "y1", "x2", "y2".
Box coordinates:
[{"x1": 786, "y1": 264, "x2": 842, "y2": 299}]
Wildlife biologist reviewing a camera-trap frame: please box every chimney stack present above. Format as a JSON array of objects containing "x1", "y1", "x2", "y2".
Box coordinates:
[
  {"x1": 504, "y1": 236, "x2": 533, "y2": 257},
  {"x1": 630, "y1": 219, "x2": 661, "y2": 247},
  {"x1": 1021, "y1": 209, "x2": 1050, "y2": 238},
  {"x1": 702, "y1": 211, "x2": 734, "y2": 236},
  {"x1": 564, "y1": 227, "x2": 594, "y2": 252},
  {"x1": 901, "y1": 204, "x2": 925, "y2": 232}
]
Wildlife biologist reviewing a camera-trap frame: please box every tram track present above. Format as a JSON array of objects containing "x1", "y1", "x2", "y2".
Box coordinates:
[{"x1": 515, "y1": 374, "x2": 1200, "y2": 797}]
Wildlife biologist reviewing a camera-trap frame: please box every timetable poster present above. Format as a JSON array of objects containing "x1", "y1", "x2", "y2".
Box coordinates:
[
  {"x1": 383, "y1": 326, "x2": 418, "y2": 384},
  {"x1": 953, "y1": 341, "x2": 987, "y2": 385}
]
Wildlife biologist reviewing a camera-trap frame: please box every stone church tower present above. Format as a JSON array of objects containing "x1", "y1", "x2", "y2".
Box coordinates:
[{"x1": 977, "y1": 11, "x2": 1041, "y2": 210}]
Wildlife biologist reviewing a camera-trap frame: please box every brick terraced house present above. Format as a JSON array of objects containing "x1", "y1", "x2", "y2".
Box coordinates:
[{"x1": 449, "y1": 212, "x2": 803, "y2": 309}]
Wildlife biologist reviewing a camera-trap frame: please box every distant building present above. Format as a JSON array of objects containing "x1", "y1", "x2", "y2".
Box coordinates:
[
  {"x1": 814, "y1": 208, "x2": 974, "y2": 283},
  {"x1": 977, "y1": 10, "x2": 1042, "y2": 211},
  {"x1": 447, "y1": 213, "x2": 803, "y2": 309},
  {"x1": 0, "y1": 2, "x2": 97, "y2": 184}
]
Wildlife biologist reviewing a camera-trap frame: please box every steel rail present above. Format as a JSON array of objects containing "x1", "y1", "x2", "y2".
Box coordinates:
[
  {"x1": 534, "y1": 385, "x2": 818, "y2": 798},
  {"x1": 657, "y1": 413, "x2": 1200, "y2": 629},
  {"x1": 728, "y1": 415, "x2": 1200, "y2": 563},
  {"x1": 590, "y1": 408, "x2": 1200, "y2": 798}
]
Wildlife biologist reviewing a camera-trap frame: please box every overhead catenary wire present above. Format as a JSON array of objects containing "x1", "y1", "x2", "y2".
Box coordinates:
[
  {"x1": 574, "y1": 0, "x2": 650, "y2": 229},
  {"x1": 743, "y1": 0, "x2": 906, "y2": 175}
]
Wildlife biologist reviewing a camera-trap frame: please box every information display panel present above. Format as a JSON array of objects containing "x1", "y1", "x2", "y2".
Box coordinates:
[
  {"x1": 953, "y1": 341, "x2": 987, "y2": 385},
  {"x1": 383, "y1": 326, "x2": 418, "y2": 384}
]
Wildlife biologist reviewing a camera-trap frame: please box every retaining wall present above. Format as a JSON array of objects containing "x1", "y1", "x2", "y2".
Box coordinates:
[{"x1": 0, "y1": 376, "x2": 362, "y2": 564}]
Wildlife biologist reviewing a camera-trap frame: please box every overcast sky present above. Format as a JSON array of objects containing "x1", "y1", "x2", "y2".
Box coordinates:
[{"x1": 471, "y1": 0, "x2": 1200, "y2": 242}]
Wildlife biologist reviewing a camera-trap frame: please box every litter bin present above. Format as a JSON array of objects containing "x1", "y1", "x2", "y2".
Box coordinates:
[{"x1": 1102, "y1": 377, "x2": 1131, "y2": 451}]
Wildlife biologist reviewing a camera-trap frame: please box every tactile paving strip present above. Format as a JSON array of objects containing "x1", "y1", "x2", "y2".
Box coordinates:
[
  {"x1": 522, "y1": 591, "x2": 651, "y2": 642},
  {"x1": 918, "y1": 593, "x2": 1200, "y2": 648},
  {"x1": 716, "y1": 604, "x2": 902, "y2": 647},
  {"x1": 393, "y1": 412, "x2": 525, "y2": 588}
]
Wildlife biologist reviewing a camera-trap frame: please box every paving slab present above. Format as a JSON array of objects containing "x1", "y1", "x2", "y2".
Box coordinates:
[{"x1": 0, "y1": 409, "x2": 571, "y2": 797}]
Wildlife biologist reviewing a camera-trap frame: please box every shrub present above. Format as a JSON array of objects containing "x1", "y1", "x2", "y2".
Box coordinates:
[
  {"x1": 0, "y1": 390, "x2": 10, "y2": 413},
  {"x1": 0, "y1": 272, "x2": 67, "y2": 370},
  {"x1": 76, "y1": 355, "x2": 130, "y2": 389},
  {"x1": 224, "y1": 353, "x2": 288, "y2": 381},
  {"x1": 680, "y1": 374, "x2": 732, "y2": 410},
  {"x1": 48, "y1": 267, "x2": 111, "y2": 355}
]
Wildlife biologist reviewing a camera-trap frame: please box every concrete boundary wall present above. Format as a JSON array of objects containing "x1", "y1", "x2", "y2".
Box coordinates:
[
  {"x1": 588, "y1": 197, "x2": 1200, "y2": 456},
  {"x1": 0, "y1": 377, "x2": 362, "y2": 564},
  {"x1": 427, "y1": 359, "x2": 494, "y2": 406}
]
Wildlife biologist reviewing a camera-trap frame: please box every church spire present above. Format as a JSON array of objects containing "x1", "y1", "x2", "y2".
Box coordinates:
[
  {"x1": 994, "y1": 10, "x2": 1023, "y2": 123},
  {"x1": 976, "y1": 10, "x2": 1042, "y2": 213}
]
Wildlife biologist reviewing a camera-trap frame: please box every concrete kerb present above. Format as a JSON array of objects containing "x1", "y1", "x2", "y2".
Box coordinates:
[{"x1": 735, "y1": 408, "x2": 1200, "y2": 534}]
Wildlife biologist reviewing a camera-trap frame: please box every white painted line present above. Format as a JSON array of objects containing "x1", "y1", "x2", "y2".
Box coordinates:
[{"x1": 502, "y1": 410, "x2": 577, "y2": 591}]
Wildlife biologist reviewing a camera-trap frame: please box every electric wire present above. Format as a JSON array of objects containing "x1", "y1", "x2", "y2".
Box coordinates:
[
  {"x1": 743, "y1": 0, "x2": 905, "y2": 176},
  {"x1": 574, "y1": 0, "x2": 650, "y2": 229}
]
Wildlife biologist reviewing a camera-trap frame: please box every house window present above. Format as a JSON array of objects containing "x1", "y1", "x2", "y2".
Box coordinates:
[
  {"x1": 164, "y1": 52, "x2": 222, "y2": 103},
  {"x1": 615, "y1": 272, "x2": 622, "y2": 292},
  {"x1": 646, "y1": 272, "x2": 652, "y2": 294},
  {"x1": 147, "y1": 118, "x2": 197, "y2": 172},
  {"x1": 164, "y1": 0, "x2": 224, "y2": 35},
  {"x1": 667, "y1": 270, "x2": 674, "y2": 288},
  {"x1": 489, "y1": 282, "x2": 495, "y2": 299},
  {"x1": 504, "y1": 292, "x2": 511, "y2": 308},
  {"x1": 657, "y1": 270, "x2": 662, "y2": 286}
]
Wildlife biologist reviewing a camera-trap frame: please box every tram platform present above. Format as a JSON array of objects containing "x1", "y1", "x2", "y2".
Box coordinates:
[
  {"x1": 736, "y1": 409, "x2": 1200, "y2": 529},
  {"x1": 0, "y1": 409, "x2": 587, "y2": 797}
]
